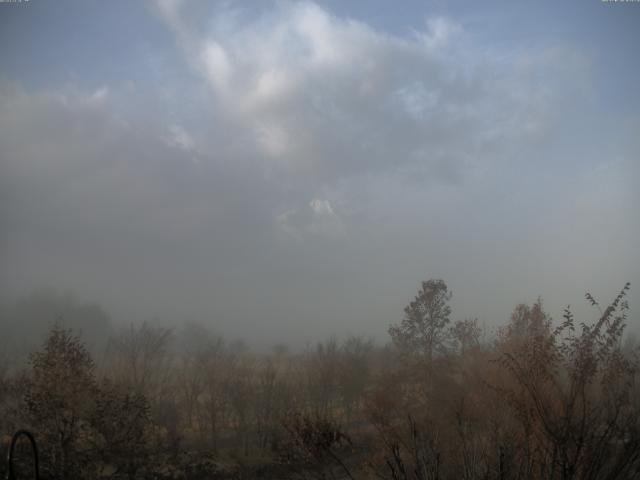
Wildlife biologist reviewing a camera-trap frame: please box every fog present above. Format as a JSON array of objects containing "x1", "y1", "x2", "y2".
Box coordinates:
[
  {"x1": 1, "y1": 0, "x2": 638, "y2": 349},
  {"x1": 2, "y1": 3, "x2": 640, "y2": 479}
]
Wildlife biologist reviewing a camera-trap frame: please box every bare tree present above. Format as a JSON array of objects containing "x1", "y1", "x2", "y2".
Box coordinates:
[
  {"x1": 389, "y1": 279, "x2": 452, "y2": 363},
  {"x1": 450, "y1": 318, "x2": 481, "y2": 355},
  {"x1": 228, "y1": 356, "x2": 255, "y2": 456},
  {"x1": 197, "y1": 336, "x2": 234, "y2": 453},
  {"x1": 255, "y1": 358, "x2": 292, "y2": 451},
  {"x1": 24, "y1": 326, "x2": 98, "y2": 478},
  {"x1": 106, "y1": 322, "x2": 173, "y2": 397},
  {"x1": 308, "y1": 338, "x2": 342, "y2": 414},
  {"x1": 276, "y1": 409, "x2": 355, "y2": 480},
  {"x1": 339, "y1": 336, "x2": 374, "y2": 421},
  {"x1": 499, "y1": 283, "x2": 640, "y2": 479}
]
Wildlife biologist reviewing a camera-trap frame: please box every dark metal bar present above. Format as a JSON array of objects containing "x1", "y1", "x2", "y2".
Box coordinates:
[{"x1": 6, "y1": 430, "x2": 39, "y2": 480}]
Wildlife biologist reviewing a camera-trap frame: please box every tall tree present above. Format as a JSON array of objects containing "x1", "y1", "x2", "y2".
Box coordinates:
[
  {"x1": 389, "y1": 279, "x2": 452, "y2": 362},
  {"x1": 25, "y1": 326, "x2": 98, "y2": 478}
]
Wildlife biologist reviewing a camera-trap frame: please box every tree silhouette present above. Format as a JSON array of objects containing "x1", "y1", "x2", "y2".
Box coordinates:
[
  {"x1": 389, "y1": 279, "x2": 452, "y2": 362},
  {"x1": 25, "y1": 326, "x2": 97, "y2": 478}
]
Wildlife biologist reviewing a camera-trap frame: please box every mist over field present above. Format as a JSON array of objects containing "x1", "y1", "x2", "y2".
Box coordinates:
[
  {"x1": 1, "y1": 0, "x2": 638, "y2": 348},
  {"x1": 0, "y1": 1, "x2": 639, "y2": 479}
]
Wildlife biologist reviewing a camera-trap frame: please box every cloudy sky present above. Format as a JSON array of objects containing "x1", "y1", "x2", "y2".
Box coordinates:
[{"x1": 1, "y1": 0, "x2": 638, "y2": 345}]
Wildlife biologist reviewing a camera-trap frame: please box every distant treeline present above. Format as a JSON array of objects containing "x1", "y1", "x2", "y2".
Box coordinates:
[{"x1": 0, "y1": 281, "x2": 638, "y2": 479}]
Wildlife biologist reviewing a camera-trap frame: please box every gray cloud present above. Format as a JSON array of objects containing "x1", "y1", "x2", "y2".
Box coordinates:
[{"x1": 0, "y1": 2, "x2": 637, "y2": 345}]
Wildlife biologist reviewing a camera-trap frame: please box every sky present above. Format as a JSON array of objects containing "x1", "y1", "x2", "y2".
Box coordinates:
[{"x1": 0, "y1": 0, "x2": 638, "y2": 346}]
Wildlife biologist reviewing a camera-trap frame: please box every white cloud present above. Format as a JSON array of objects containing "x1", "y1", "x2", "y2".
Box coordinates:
[
  {"x1": 278, "y1": 197, "x2": 345, "y2": 239},
  {"x1": 153, "y1": 1, "x2": 578, "y2": 186},
  {"x1": 201, "y1": 41, "x2": 232, "y2": 92},
  {"x1": 85, "y1": 86, "x2": 109, "y2": 107},
  {"x1": 419, "y1": 17, "x2": 462, "y2": 50},
  {"x1": 153, "y1": 0, "x2": 187, "y2": 37}
]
